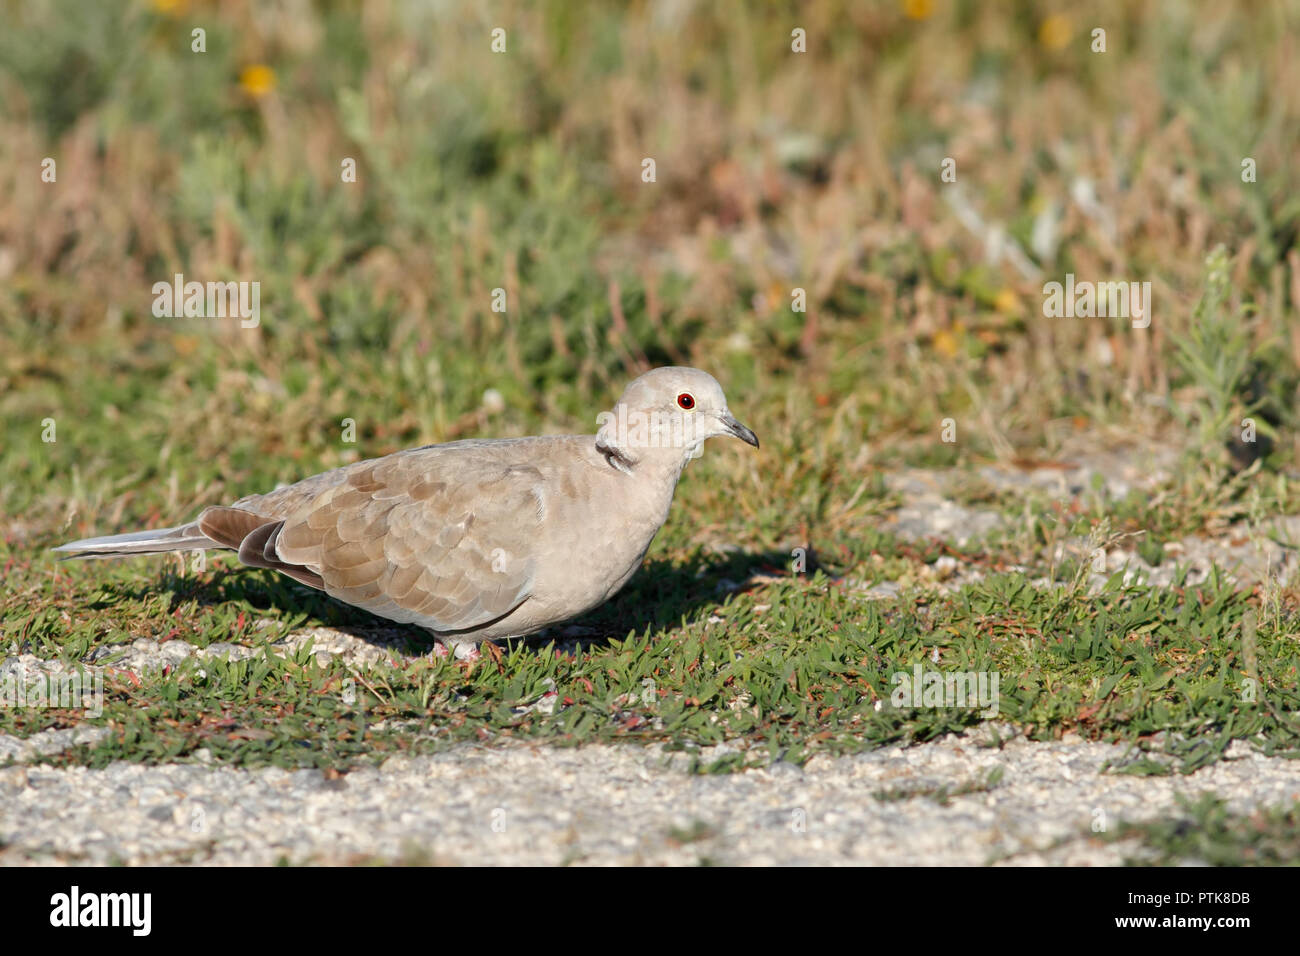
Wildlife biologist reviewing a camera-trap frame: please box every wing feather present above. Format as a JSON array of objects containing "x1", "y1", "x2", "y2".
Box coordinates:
[{"x1": 261, "y1": 446, "x2": 544, "y2": 632}]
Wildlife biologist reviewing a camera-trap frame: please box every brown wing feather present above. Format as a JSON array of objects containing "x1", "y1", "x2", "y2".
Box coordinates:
[
  {"x1": 264, "y1": 447, "x2": 543, "y2": 633},
  {"x1": 197, "y1": 506, "x2": 325, "y2": 589}
]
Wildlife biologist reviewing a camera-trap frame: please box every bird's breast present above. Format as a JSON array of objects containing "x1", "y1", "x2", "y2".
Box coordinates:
[{"x1": 528, "y1": 467, "x2": 676, "y2": 613}]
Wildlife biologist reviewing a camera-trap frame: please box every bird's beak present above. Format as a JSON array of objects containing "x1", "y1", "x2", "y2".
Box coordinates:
[{"x1": 718, "y1": 411, "x2": 759, "y2": 448}]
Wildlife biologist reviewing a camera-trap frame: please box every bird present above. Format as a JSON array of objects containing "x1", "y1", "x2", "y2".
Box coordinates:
[{"x1": 55, "y1": 367, "x2": 759, "y2": 655}]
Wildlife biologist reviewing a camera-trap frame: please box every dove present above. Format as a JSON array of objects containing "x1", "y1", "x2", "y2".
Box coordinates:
[{"x1": 55, "y1": 367, "x2": 759, "y2": 653}]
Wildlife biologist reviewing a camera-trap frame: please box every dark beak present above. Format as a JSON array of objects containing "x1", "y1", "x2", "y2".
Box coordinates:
[{"x1": 719, "y1": 412, "x2": 759, "y2": 448}]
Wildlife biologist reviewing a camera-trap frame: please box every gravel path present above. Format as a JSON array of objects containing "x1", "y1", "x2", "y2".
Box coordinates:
[{"x1": 3, "y1": 732, "x2": 1298, "y2": 865}]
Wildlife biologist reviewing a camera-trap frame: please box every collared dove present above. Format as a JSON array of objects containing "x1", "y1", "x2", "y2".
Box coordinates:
[{"x1": 55, "y1": 367, "x2": 759, "y2": 651}]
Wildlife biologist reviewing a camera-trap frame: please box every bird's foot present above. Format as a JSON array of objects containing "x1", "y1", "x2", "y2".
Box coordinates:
[{"x1": 430, "y1": 641, "x2": 480, "y2": 661}]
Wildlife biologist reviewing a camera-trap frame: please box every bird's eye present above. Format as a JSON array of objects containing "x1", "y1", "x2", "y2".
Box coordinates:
[{"x1": 676, "y1": 393, "x2": 695, "y2": 410}]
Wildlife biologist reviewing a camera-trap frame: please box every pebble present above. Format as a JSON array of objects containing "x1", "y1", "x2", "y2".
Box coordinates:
[{"x1": 1, "y1": 733, "x2": 1296, "y2": 865}]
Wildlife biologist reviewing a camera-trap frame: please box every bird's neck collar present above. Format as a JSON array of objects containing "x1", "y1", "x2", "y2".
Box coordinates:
[
  {"x1": 595, "y1": 402, "x2": 702, "y2": 479},
  {"x1": 595, "y1": 434, "x2": 639, "y2": 475},
  {"x1": 594, "y1": 426, "x2": 694, "y2": 480}
]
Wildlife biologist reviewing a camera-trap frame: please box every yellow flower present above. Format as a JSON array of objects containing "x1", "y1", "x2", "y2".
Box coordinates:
[
  {"x1": 1039, "y1": 14, "x2": 1073, "y2": 50},
  {"x1": 903, "y1": 0, "x2": 934, "y2": 20},
  {"x1": 239, "y1": 65, "x2": 277, "y2": 98},
  {"x1": 151, "y1": 0, "x2": 187, "y2": 16},
  {"x1": 993, "y1": 288, "x2": 1021, "y2": 316},
  {"x1": 932, "y1": 328, "x2": 960, "y2": 357}
]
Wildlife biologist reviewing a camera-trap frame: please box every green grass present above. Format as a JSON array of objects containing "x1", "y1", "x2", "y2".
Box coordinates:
[{"x1": 6, "y1": 546, "x2": 1300, "y2": 775}]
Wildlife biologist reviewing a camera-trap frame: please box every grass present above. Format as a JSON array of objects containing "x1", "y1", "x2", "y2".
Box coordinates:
[
  {"x1": 6, "y1": 545, "x2": 1300, "y2": 776},
  {"x1": 873, "y1": 766, "x2": 1006, "y2": 804},
  {"x1": 2, "y1": 0, "x2": 1300, "y2": 856},
  {"x1": 1108, "y1": 793, "x2": 1300, "y2": 865}
]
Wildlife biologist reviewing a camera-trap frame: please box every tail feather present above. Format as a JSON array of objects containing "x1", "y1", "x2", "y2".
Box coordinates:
[{"x1": 53, "y1": 522, "x2": 213, "y2": 560}]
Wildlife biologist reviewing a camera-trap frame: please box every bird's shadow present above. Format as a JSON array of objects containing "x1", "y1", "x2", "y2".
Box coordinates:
[{"x1": 99, "y1": 548, "x2": 799, "y2": 658}]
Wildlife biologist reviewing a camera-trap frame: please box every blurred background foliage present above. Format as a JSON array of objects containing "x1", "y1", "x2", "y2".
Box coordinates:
[{"x1": 2, "y1": 0, "x2": 1299, "y2": 548}]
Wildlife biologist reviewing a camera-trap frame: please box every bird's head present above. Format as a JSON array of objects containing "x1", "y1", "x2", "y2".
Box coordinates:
[{"x1": 595, "y1": 367, "x2": 758, "y2": 471}]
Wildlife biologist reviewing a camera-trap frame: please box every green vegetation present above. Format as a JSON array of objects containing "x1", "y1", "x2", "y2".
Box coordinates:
[{"x1": 2, "y1": 0, "x2": 1300, "y2": 829}]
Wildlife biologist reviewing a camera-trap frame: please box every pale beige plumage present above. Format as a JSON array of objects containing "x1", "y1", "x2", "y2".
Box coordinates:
[{"x1": 56, "y1": 367, "x2": 759, "y2": 647}]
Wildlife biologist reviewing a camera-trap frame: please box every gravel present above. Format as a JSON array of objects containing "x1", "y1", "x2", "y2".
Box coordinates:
[
  {"x1": 3, "y1": 732, "x2": 1298, "y2": 866},
  {"x1": 880, "y1": 452, "x2": 1300, "y2": 592}
]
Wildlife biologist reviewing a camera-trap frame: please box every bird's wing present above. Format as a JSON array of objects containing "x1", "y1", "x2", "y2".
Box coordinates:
[{"x1": 206, "y1": 446, "x2": 544, "y2": 633}]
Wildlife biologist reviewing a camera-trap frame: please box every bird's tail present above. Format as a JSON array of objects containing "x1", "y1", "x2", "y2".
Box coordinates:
[{"x1": 53, "y1": 522, "x2": 212, "y2": 560}]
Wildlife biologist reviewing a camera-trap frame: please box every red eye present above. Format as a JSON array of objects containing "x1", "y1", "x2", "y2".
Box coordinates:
[{"x1": 677, "y1": 393, "x2": 695, "y2": 409}]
